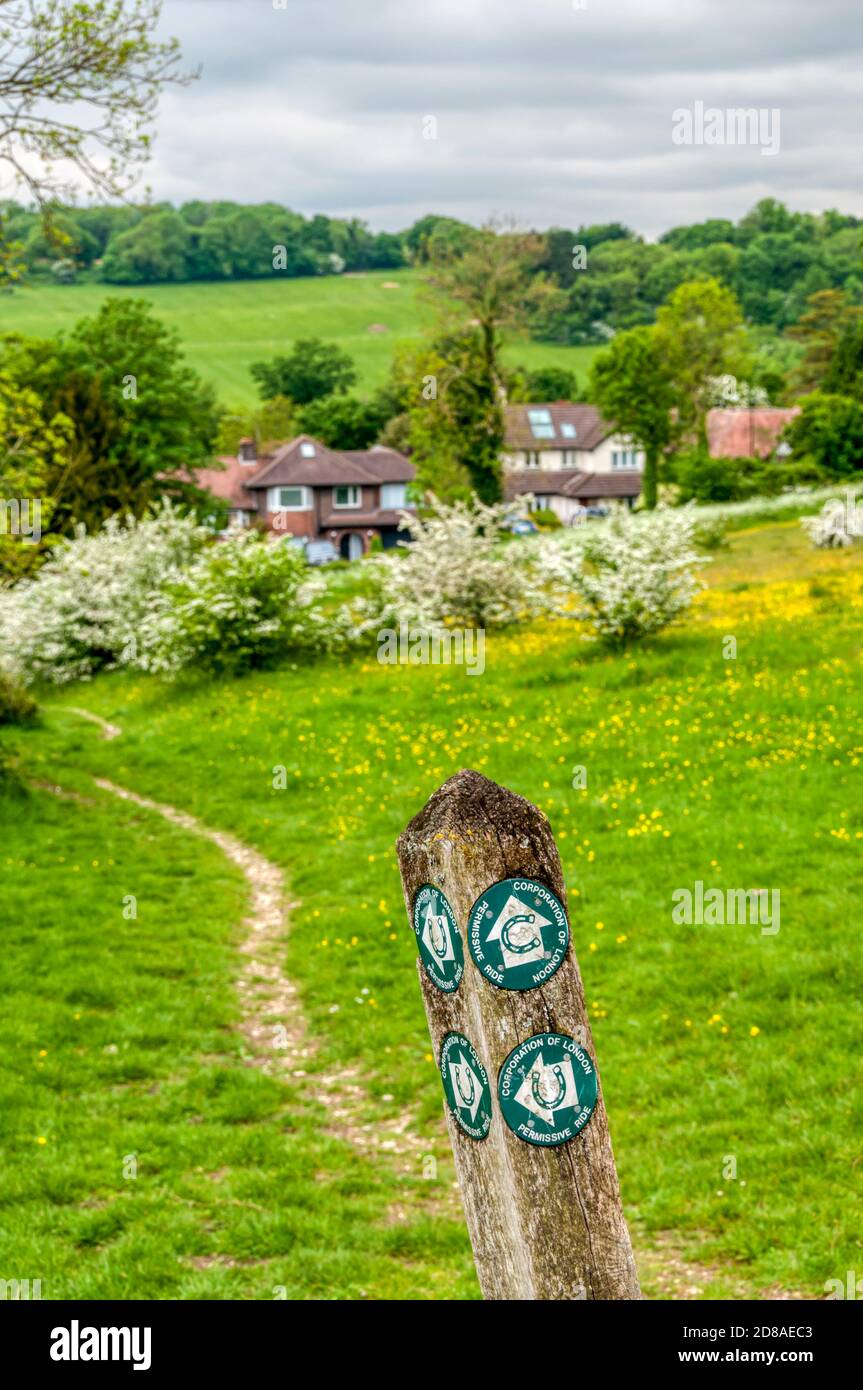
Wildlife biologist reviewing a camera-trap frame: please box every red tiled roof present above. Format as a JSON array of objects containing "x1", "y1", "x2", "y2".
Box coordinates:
[
  {"x1": 706, "y1": 408, "x2": 799, "y2": 460},
  {"x1": 504, "y1": 402, "x2": 612, "y2": 452},
  {"x1": 190, "y1": 455, "x2": 269, "y2": 511}
]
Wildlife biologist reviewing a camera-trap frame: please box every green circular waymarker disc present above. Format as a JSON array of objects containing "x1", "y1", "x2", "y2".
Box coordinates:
[
  {"x1": 413, "y1": 884, "x2": 464, "y2": 992},
  {"x1": 467, "y1": 877, "x2": 569, "y2": 991},
  {"x1": 440, "y1": 1032, "x2": 493, "y2": 1141},
  {"x1": 498, "y1": 1032, "x2": 597, "y2": 1147}
]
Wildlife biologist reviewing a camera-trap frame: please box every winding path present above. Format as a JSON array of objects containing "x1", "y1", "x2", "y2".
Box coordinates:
[{"x1": 62, "y1": 707, "x2": 426, "y2": 1158}]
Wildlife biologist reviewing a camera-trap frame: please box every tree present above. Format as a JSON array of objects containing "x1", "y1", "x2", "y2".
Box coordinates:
[
  {"x1": 0, "y1": 1, "x2": 194, "y2": 271},
  {"x1": 654, "y1": 277, "x2": 748, "y2": 450},
  {"x1": 403, "y1": 214, "x2": 479, "y2": 264},
  {"x1": 0, "y1": 368, "x2": 70, "y2": 577},
  {"x1": 100, "y1": 209, "x2": 192, "y2": 283},
  {"x1": 788, "y1": 290, "x2": 863, "y2": 396},
  {"x1": 250, "y1": 338, "x2": 357, "y2": 405},
  {"x1": 296, "y1": 395, "x2": 388, "y2": 450},
  {"x1": 823, "y1": 322, "x2": 863, "y2": 400},
  {"x1": 400, "y1": 328, "x2": 512, "y2": 503},
  {"x1": 513, "y1": 365, "x2": 579, "y2": 402},
  {"x1": 589, "y1": 325, "x2": 678, "y2": 509},
  {"x1": 214, "y1": 397, "x2": 297, "y2": 456},
  {"x1": 0, "y1": 299, "x2": 218, "y2": 532},
  {"x1": 418, "y1": 222, "x2": 551, "y2": 501},
  {"x1": 785, "y1": 392, "x2": 863, "y2": 477}
]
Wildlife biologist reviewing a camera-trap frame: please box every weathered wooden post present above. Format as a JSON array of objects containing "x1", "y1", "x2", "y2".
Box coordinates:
[{"x1": 397, "y1": 768, "x2": 640, "y2": 1300}]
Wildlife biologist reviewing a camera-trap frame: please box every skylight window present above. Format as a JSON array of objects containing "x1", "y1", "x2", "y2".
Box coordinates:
[
  {"x1": 527, "y1": 407, "x2": 555, "y2": 440},
  {"x1": 560, "y1": 423, "x2": 576, "y2": 439},
  {"x1": 300, "y1": 442, "x2": 315, "y2": 457}
]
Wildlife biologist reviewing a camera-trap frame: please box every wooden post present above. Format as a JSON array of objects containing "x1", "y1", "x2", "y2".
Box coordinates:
[{"x1": 397, "y1": 768, "x2": 641, "y2": 1301}]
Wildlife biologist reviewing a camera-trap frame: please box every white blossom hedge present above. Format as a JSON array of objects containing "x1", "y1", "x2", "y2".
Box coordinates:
[
  {"x1": 0, "y1": 504, "x2": 209, "y2": 685},
  {"x1": 135, "y1": 531, "x2": 337, "y2": 676},
  {"x1": 538, "y1": 505, "x2": 710, "y2": 645},
  {"x1": 800, "y1": 493, "x2": 863, "y2": 548},
  {"x1": 1, "y1": 495, "x2": 720, "y2": 686},
  {"x1": 364, "y1": 495, "x2": 552, "y2": 630}
]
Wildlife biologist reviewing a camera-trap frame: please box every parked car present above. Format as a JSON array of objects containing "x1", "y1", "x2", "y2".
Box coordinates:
[
  {"x1": 504, "y1": 517, "x2": 539, "y2": 536},
  {"x1": 306, "y1": 539, "x2": 339, "y2": 565}
]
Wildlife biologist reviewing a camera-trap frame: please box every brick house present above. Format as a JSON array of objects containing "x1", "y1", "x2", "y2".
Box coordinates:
[{"x1": 194, "y1": 435, "x2": 415, "y2": 559}]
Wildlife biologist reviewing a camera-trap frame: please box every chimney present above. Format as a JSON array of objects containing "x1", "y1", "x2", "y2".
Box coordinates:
[{"x1": 238, "y1": 436, "x2": 257, "y2": 464}]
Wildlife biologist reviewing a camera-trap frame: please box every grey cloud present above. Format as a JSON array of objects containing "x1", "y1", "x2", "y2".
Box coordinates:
[{"x1": 146, "y1": 0, "x2": 863, "y2": 235}]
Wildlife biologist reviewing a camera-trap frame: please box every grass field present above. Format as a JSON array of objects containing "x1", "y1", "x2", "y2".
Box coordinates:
[
  {"x1": 2, "y1": 520, "x2": 861, "y2": 1299},
  {"x1": 0, "y1": 270, "x2": 598, "y2": 405}
]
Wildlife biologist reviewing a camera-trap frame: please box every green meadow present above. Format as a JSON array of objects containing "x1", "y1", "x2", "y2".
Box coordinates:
[
  {"x1": 1, "y1": 520, "x2": 861, "y2": 1299},
  {"x1": 0, "y1": 270, "x2": 597, "y2": 405}
]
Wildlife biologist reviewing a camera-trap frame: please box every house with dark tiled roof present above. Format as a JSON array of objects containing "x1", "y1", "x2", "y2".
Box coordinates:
[
  {"x1": 503, "y1": 402, "x2": 644, "y2": 521},
  {"x1": 193, "y1": 436, "x2": 415, "y2": 559}
]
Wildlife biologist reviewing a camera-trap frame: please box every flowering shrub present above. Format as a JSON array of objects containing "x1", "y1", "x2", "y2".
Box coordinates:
[
  {"x1": 801, "y1": 494, "x2": 863, "y2": 548},
  {"x1": 538, "y1": 506, "x2": 709, "y2": 645},
  {"x1": 135, "y1": 532, "x2": 335, "y2": 676},
  {"x1": 0, "y1": 503, "x2": 209, "y2": 685},
  {"x1": 367, "y1": 495, "x2": 550, "y2": 629}
]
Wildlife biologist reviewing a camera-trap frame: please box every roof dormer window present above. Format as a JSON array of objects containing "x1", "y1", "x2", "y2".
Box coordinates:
[{"x1": 527, "y1": 408, "x2": 555, "y2": 440}]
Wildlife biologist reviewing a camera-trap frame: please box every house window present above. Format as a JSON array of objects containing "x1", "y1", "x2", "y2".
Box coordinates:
[
  {"x1": 333, "y1": 485, "x2": 361, "y2": 508},
  {"x1": 271, "y1": 486, "x2": 311, "y2": 510},
  {"x1": 524, "y1": 451, "x2": 541, "y2": 468},
  {"x1": 560, "y1": 423, "x2": 576, "y2": 439},
  {"x1": 527, "y1": 408, "x2": 555, "y2": 440},
  {"x1": 563, "y1": 450, "x2": 577, "y2": 466},
  {"x1": 300, "y1": 442, "x2": 316, "y2": 457},
  {"x1": 380, "y1": 482, "x2": 407, "y2": 509},
  {"x1": 611, "y1": 450, "x2": 640, "y2": 470}
]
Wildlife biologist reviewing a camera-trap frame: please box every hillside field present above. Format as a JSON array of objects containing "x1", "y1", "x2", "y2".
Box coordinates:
[
  {"x1": 0, "y1": 270, "x2": 598, "y2": 406},
  {"x1": 1, "y1": 520, "x2": 861, "y2": 1299}
]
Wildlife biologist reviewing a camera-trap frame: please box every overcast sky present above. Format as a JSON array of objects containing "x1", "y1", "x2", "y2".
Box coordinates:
[{"x1": 148, "y1": 0, "x2": 863, "y2": 238}]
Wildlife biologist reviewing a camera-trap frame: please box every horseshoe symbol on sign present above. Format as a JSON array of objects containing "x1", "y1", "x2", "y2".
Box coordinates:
[
  {"x1": 455, "y1": 1065, "x2": 476, "y2": 1109},
  {"x1": 501, "y1": 911, "x2": 541, "y2": 956},
  {"x1": 532, "y1": 1063, "x2": 566, "y2": 1112},
  {"x1": 428, "y1": 914, "x2": 448, "y2": 958}
]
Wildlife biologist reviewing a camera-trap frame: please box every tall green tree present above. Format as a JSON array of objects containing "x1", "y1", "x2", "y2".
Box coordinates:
[
  {"x1": 589, "y1": 325, "x2": 678, "y2": 509},
  {"x1": 250, "y1": 339, "x2": 357, "y2": 405},
  {"x1": 787, "y1": 290, "x2": 863, "y2": 396},
  {"x1": 785, "y1": 392, "x2": 863, "y2": 477},
  {"x1": 100, "y1": 210, "x2": 193, "y2": 283},
  {"x1": 0, "y1": 299, "x2": 218, "y2": 532},
  {"x1": 417, "y1": 222, "x2": 550, "y2": 500},
  {"x1": 0, "y1": 370, "x2": 70, "y2": 577},
  {"x1": 654, "y1": 277, "x2": 748, "y2": 450}
]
